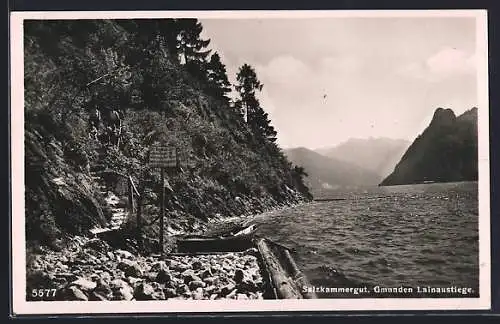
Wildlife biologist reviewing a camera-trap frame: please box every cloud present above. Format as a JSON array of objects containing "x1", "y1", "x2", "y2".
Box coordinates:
[
  {"x1": 320, "y1": 56, "x2": 363, "y2": 73},
  {"x1": 427, "y1": 47, "x2": 476, "y2": 75},
  {"x1": 399, "y1": 47, "x2": 476, "y2": 82},
  {"x1": 257, "y1": 55, "x2": 312, "y2": 90}
]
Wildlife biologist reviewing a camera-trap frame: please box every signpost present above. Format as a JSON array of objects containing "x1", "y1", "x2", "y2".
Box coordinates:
[{"x1": 148, "y1": 145, "x2": 179, "y2": 254}]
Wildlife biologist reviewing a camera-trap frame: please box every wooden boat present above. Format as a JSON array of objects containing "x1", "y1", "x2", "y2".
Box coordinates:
[{"x1": 176, "y1": 224, "x2": 258, "y2": 253}]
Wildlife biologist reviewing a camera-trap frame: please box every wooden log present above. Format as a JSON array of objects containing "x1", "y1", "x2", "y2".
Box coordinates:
[
  {"x1": 283, "y1": 249, "x2": 317, "y2": 299},
  {"x1": 255, "y1": 238, "x2": 303, "y2": 299}
]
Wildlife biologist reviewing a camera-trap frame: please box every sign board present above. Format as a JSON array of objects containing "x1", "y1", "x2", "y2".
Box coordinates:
[{"x1": 149, "y1": 145, "x2": 177, "y2": 169}]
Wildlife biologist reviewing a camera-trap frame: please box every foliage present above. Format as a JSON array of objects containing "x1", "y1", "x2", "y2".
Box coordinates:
[{"x1": 24, "y1": 19, "x2": 312, "y2": 248}]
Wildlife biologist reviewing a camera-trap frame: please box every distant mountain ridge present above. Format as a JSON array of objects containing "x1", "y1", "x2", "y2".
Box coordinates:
[
  {"x1": 284, "y1": 147, "x2": 381, "y2": 190},
  {"x1": 316, "y1": 137, "x2": 410, "y2": 178},
  {"x1": 380, "y1": 107, "x2": 478, "y2": 186}
]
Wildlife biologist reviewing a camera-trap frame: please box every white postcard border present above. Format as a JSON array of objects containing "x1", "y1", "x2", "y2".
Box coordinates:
[{"x1": 10, "y1": 9, "x2": 491, "y2": 315}]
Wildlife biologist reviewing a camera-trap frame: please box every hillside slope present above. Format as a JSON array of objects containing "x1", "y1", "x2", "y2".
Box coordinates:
[
  {"x1": 24, "y1": 19, "x2": 312, "y2": 251},
  {"x1": 380, "y1": 108, "x2": 478, "y2": 186},
  {"x1": 316, "y1": 138, "x2": 410, "y2": 178},
  {"x1": 285, "y1": 147, "x2": 382, "y2": 190}
]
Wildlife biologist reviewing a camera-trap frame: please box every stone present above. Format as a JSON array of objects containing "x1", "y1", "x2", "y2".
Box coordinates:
[
  {"x1": 147, "y1": 272, "x2": 158, "y2": 281},
  {"x1": 149, "y1": 261, "x2": 168, "y2": 273},
  {"x1": 164, "y1": 288, "x2": 177, "y2": 299},
  {"x1": 115, "y1": 249, "x2": 134, "y2": 260},
  {"x1": 134, "y1": 282, "x2": 155, "y2": 301},
  {"x1": 192, "y1": 288, "x2": 204, "y2": 300},
  {"x1": 188, "y1": 280, "x2": 205, "y2": 291},
  {"x1": 220, "y1": 283, "x2": 236, "y2": 297},
  {"x1": 64, "y1": 286, "x2": 88, "y2": 301},
  {"x1": 176, "y1": 284, "x2": 189, "y2": 295},
  {"x1": 156, "y1": 269, "x2": 172, "y2": 284},
  {"x1": 99, "y1": 271, "x2": 112, "y2": 283},
  {"x1": 89, "y1": 291, "x2": 108, "y2": 301},
  {"x1": 191, "y1": 259, "x2": 203, "y2": 270},
  {"x1": 107, "y1": 252, "x2": 115, "y2": 261},
  {"x1": 94, "y1": 279, "x2": 112, "y2": 298},
  {"x1": 203, "y1": 276, "x2": 219, "y2": 286},
  {"x1": 127, "y1": 276, "x2": 143, "y2": 287},
  {"x1": 200, "y1": 269, "x2": 213, "y2": 279},
  {"x1": 71, "y1": 277, "x2": 97, "y2": 292},
  {"x1": 226, "y1": 289, "x2": 238, "y2": 299},
  {"x1": 118, "y1": 259, "x2": 144, "y2": 278},
  {"x1": 236, "y1": 293, "x2": 249, "y2": 300},
  {"x1": 234, "y1": 269, "x2": 244, "y2": 284},
  {"x1": 182, "y1": 270, "x2": 201, "y2": 284},
  {"x1": 239, "y1": 279, "x2": 258, "y2": 293},
  {"x1": 110, "y1": 279, "x2": 133, "y2": 301}
]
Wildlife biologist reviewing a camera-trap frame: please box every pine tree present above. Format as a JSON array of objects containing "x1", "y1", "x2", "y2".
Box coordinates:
[
  {"x1": 176, "y1": 19, "x2": 211, "y2": 64},
  {"x1": 206, "y1": 52, "x2": 231, "y2": 101},
  {"x1": 235, "y1": 64, "x2": 277, "y2": 142}
]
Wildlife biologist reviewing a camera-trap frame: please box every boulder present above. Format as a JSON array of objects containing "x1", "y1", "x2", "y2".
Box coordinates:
[
  {"x1": 164, "y1": 288, "x2": 177, "y2": 299},
  {"x1": 220, "y1": 283, "x2": 236, "y2": 297},
  {"x1": 115, "y1": 249, "x2": 134, "y2": 260},
  {"x1": 192, "y1": 287, "x2": 204, "y2": 300},
  {"x1": 236, "y1": 293, "x2": 249, "y2": 300},
  {"x1": 203, "y1": 276, "x2": 219, "y2": 286},
  {"x1": 156, "y1": 269, "x2": 172, "y2": 284},
  {"x1": 118, "y1": 259, "x2": 144, "y2": 278},
  {"x1": 89, "y1": 291, "x2": 108, "y2": 301},
  {"x1": 234, "y1": 269, "x2": 244, "y2": 284},
  {"x1": 188, "y1": 280, "x2": 205, "y2": 291},
  {"x1": 134, "y1": 282, "x2": 155, "y2": 300},
  {"x1": 200, "y1": 269, "x2": 213, "y2": 279},
  {"x1": 149, "y1": 261, "x2": 168, "y2": 273},
  {"x1": 176, "y1": 284, "x2": 189, "y2": 295},
  {"x1": 127, "y1": 276, "x2": 143, "y2": 287},
  {"x1": 70, "y1": 277, "x2": 97, "y2": 292},
  {"x1": 59, "y1": 286, "x2": 88, "y2": 301},
  {"x1": 182, "y1": 270, "x2": 201, "y2": 284},
  {"x1": 94, "y1": 279, "x2": 113, "y2": 299},
  {"x1": 191, "y1": 259, "x2": 203, "y2": 270},
  {"x1": 110, "y1": 279, "x2": 133, "y2": 301}
]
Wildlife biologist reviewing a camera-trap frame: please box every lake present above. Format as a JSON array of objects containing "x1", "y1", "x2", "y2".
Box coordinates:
[{"x1": 252, "y1": 181, "x2": 479, "y2": 298}]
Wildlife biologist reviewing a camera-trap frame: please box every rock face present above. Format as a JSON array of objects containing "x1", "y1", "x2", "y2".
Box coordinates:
[{"x1": 380, "y1": 107, "x2": 478, "y2": 186}]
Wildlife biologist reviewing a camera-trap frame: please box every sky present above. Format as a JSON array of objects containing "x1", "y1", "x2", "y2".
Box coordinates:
[{"x1": 199, "y1": 16, "x2": 479, "y2": 149}]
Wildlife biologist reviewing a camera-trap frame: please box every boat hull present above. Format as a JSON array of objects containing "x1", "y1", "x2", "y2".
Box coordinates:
[{"x1": 176, "y1": 235, "x2": 255, "y2": 253}]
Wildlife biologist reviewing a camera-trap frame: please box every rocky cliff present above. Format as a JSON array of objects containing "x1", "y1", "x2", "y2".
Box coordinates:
[
  {"x1": 380, "y1": 107, "x2": 478, "y2": 186},
  {"x1": 24, "y1": 19, "x2": 311, "y2": 252}
]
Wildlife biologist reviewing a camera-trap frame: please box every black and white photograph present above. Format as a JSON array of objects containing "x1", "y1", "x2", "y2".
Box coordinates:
[{"x1": 11, "y1": 10, "x2": 490, "y2": 314}]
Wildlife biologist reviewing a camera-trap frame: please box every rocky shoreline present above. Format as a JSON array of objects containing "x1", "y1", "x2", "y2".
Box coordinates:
[{"x1": 27, "y1": 236, "x2": 265, "y2": 301}]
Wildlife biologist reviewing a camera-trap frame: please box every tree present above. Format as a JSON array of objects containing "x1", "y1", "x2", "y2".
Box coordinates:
[
  {"x1": 176, "y1": 19, "x2": 211, "y2": 65},
  {"x1": 206, "y1": 52, "x2": 231, "y2": 101},
  {"x1": 235, "y1": 64, "x2": 262, "y2": 122},
  {"x1": 250, "y1": 107, "x2": 278, "y2": 142},
  {"x1": 235, "y1": 63, "x2": 277, "y2": 142}
]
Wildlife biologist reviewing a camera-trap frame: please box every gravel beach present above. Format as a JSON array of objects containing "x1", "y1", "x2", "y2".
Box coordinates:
[{"x1": 26, "y1": 236, "x2": 265, "y2": 301}]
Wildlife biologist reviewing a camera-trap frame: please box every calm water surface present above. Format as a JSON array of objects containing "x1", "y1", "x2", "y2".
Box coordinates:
[{"x1": 252, "y1": 182, "x2": 479, "y2": 298}]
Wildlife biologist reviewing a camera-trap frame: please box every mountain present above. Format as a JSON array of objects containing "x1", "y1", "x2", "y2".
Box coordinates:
[
  {"x1": 380, "y1": 107, "x2": 478, "y2": 186},
  {"x1": 285, "y1": 147, "x2": 382, "y2": 190},
  {"x1": 316, "y1": 137, "x2": 410, "y2": 178}
]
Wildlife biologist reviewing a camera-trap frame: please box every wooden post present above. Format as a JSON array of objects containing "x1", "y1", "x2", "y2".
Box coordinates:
[
  {"x1": 160, "y1": 167, "x2": 165, "y2": 255},
  {"x1": 136, "y1": 194, "x2": 143, "y2": 251}
]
